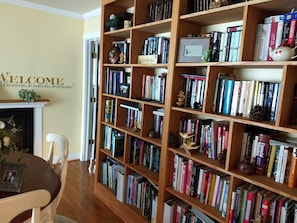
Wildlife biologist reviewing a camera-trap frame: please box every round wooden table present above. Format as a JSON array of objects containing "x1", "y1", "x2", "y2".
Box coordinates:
[{"x1": 0, "y1": 152, "x2": 61, "y2": 222}]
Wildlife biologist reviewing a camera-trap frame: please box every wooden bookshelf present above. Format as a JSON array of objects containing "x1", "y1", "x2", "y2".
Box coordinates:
[{"x1": 94, "y1": 0, "x2": 297, "y2": 222}]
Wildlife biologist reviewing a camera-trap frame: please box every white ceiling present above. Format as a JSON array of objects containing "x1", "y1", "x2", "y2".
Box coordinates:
[
  {"x1": 1, "y1": 0, "x2": 101, "y2": 18},
  {"x1": 23, "y1": 0, "x2": 101, "y2": 14}
]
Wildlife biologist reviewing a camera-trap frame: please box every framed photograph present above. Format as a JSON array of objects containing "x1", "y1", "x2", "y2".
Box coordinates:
[
  {"x1": 0, "y1": 162, "x2": 26, "y2": 193},
  {"x1": 177, "y1": 37, "x2": 210, "y2": 63},
  {"x1": 116, "y1": 83, "x2": 130, "y2": 97}
]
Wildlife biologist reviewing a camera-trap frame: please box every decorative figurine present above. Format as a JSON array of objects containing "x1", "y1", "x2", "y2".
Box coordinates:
[
  {"x1": 176, "y1": 91, "x2": 185, "y2": 107},
  {"x1": 179, "y1": 132, "x2": 199, "y2": 156},
  {"x1": 237, "y1": 157, "x2": 255, "y2": 175}
]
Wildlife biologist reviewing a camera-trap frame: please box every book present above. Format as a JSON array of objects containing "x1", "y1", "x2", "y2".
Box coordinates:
[
  {"x1": 230, "y1": 80, "x2": 241, "y2": 116},
  {"x1": 239, "y1": 184, "x2": 257, "y2": 223},
  {"x1": 229, "y1": 191, "x2": 237, "y2": 223},
  {"x1": 237, "y1": 80, "x2": 248, "y2": 116},
  {"x1": 244, "y1": 187, "x2": 259, "y2": 223},
  {"x1": 261, "y1": 192, "x2": 277, "y2": 223},
  {"x1": 222, "y1": 79, "x2": 235, "y2": 115},
  {"x1": 259, "y1": 23, "x2": 272, "y2": 61},
  {"x1": 163, "y1": 198, "x2": 178, "y2": 223},
  {"x1": 254, "y1": 24, "x2": 264, "y2": 61},
  {"x1": 253, "y1": 188, "x2": 268, "y2": 221},
  {"x1": 267, "y1": 21, "x2": 279, "y2": 61},
  {"x1": 111, "y1": 130, "x2": 125, "y2": 157},
  {"x1": 255, "y1": 133, "x2": 271, "y2": 175},
  {"x1": 0, "y1": 162, "x2": 26, "y2": 193},
  {"x1": 266, "y1": 144, "x2": 277, "y2": 178},
  {"x1": 279, "y1": 147, "x2": 289, "y2": 184},
  {"x1": 288, "y1": 147, "x2": 297, "y2": 188}
]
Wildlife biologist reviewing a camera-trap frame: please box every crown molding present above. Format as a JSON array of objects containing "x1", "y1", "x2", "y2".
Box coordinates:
[
  {"x1": 83, "y1": 8, "x2": 101, "y2": 20},
  {"x1": 0, "y1": 0, "x2": 101, "y2": 20}
]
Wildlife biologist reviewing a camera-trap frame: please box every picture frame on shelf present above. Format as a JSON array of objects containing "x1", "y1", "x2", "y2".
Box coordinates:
[
  {"x1": 117, "y1": 83, "x2": 130, "y2": 98},
  {"x1": 0, "y1": 162, "x2": 26, "y2": 193},
  {"x1": 177, "y1": 37, "x2": 210, "y2": 63}
]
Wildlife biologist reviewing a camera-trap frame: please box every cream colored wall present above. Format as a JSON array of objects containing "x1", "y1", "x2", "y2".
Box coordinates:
[
  {"x1": 84, "y1": 15, "x2": 101, "y2": 34},
  {"x1": 0, "y1": 3, "x2": 84, "y2": 159}
]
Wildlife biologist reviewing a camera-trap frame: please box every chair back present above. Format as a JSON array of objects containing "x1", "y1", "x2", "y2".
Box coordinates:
[
  {"x1": 46, "y1": 133, "x2": 69, "y2": 177},
  {"x1": 23, "y1": 133, "x2": 69, "y2": 223},
  {"x1": 0, "y1": 189, "x2": 50, "y2": 223},
  {"x1": 46, "y1": 133, "x2": 69, "y2": 206}
]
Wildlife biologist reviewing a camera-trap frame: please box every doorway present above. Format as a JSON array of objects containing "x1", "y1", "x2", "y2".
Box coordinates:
[{"x1": 81, "y1": 33, "x2": 99, "y2": 174}]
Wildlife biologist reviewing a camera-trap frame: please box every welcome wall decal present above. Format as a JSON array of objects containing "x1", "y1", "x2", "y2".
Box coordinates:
[{"x1": 0, "y1": 72, "x2": 74, "y2": 89}]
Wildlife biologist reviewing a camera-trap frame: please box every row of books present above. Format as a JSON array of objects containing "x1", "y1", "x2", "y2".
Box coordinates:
[
  {"x1": 119, "y1": 103, "x2": 142, "y2": 130},
  {"x1": 126, "y1": 173, "x2": 158, "y2": 221},
  {"x1": 102, "y1": 126, "x2": 124, "y2": 157},
  {"x1": 128, "y1": 137, "x2": 161, "y2": 173},
  {"x1": 207, "y1": 26, "x2": 242, "y2": 62},
  {"x1": 163, "y1": 199, "x2": 217, "y2": 223},
  {"x1": 229, "y1": 182, "x2": 297, "y2": 223},
  {"x1": 141, "y1": 36, "x2": 170, "y2": 64},
  {"x1": 186, "y1": 27, "x2": 242, "y2": 63},
  {"x1": 105, "y1": 67, "x2": 130, "y2": 95},
  {"x1": 187, "y1": 0, "x2": 246, "y2": 13},
  {"x1": 213, "y1": 72, "x2": 280, "y2": 122},
  {"x1": 240, "y1": 131, "x2": 297, "y2": 186},
  {"x1": 153, "y1": 108, "x2": 164, "y2": 138},
  {"x1": 182, "y1": 73, "x2": 206, "y2": 110},
  {"x1": 254, "y1": 11, "x2": 297, "y2": 61},
  {"x1": 101, "y1": 157, "x2": 125, "y2": 202},
  {"x1": 172, "y1": 154, "x2": 231, "y2": 218},
  {"x1": 147, "y1": 0, "x2": 173, "y2": 22},
  {"x1": 179, "y1": 118, "x2": 229, "y2": 161},
  {"x1": 141, "y1": 72, "x2": 167, "y2": 104}
]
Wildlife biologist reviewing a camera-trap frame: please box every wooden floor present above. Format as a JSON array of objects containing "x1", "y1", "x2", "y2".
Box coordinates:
[{"x1": 57, "y1": 160, "x2": 124, "y2": 223}]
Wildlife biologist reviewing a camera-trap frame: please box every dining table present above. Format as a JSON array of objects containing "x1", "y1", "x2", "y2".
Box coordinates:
[{"x1": 0, "y1": 151, "x2": 61, "y2": 223}]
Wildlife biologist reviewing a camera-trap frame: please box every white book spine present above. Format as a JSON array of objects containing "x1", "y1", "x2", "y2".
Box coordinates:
[
  {"x1": 238, "y1": 80, "x2": 247, "y2": 115},
  {"x1": 279, "y1": 148, "x2": 288, "y2": 184},
  {"x1": 275, "y1": 145, "x2": 285, "y2": 183},
  {"x1": 230, "y1": 80, "x2": 241, "y2": 116}
]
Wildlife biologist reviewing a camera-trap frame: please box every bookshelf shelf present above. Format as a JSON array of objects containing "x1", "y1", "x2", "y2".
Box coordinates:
[{"x1": 95, "y1": 0, "x2": 297, "y2": 222}]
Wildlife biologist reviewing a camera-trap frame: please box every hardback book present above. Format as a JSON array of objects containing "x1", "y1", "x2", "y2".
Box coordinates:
[
  {"x1": 253, "y1": 188, "x2": 268, "y2": 221},
  {"x1": 229, "y1": 190, "x2": 237, "y2": 223},
  {"x1": 111, "y1": 130, "x2": 125, "y2": 157},
  {"x1": 253, "y1": 24, "x2": 264, "y2": 61},
  {"x1": 261, "y1": 192, "x2": 277, "y2": 223},
  {"x1": 267, "y1": 22, "x2": 279, "y2": 61},
  {"x1": 212, "y1": 72, "x2": 235, "y2": 113},
  {"x1": 230, "y1": 80, "x2": 241, "y2": 116},
  {"x1": 244, "y1": 187, "x2": 259, "y2": 223},
  {"x1": 221, "y1": 178, "x2": 230, "y2": 218},
  {"x1": 239, "y1": 184, "x2": 257, "y2": 223},
  {"x1": 163, "y1": 198, "x2": 178, "y2": 223},
  {"x1": 222, "y1": 79, "x2": 235, "y2": 115},
  {"x1": 0, "y1": 162, "x2": 26, "y2": 193},
  {"x1": 266, "y1": 144, "x2": 277, "y2": 178},
  {"x1": 288, "y1": 147, "x2": 297, "y2": 188},
  {"x1": 255, "y1": 133, "x2": 271, "y2": 175},
  {"x1": 238, "y1": 80, "x2": 248, "y2": 116},
  {"x1": 242, "y1": 80, "x2": 254, "y2": 118},
  {"x1": 258, "y1": 23, "x2": 272, "y2": 61}
]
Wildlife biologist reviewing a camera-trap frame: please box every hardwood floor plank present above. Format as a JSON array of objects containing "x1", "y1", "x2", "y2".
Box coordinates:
[{"x1": 57, "y1": 160, "x2": 124, "y2": 223}]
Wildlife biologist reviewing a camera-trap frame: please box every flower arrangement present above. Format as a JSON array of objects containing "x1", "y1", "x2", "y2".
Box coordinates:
[
  {"x1": 0, "y1": 116, "x2": 23, "y2": 162},
  {"x1": 18, "y1": 89, "x2": 40, "y2": 102}
]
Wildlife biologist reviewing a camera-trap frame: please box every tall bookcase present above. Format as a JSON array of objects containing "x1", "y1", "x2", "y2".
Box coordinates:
[{"x1": 94, "y1": 0, "x2": 297, "y2": 222}]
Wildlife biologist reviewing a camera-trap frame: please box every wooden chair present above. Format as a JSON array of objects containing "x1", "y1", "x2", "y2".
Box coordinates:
[
  {"x1": 0, "y1": 189, "x2": 51, "y2": 223},
  {"x1": 25, "y1": 133, "x2": 69, "y2": 223}
]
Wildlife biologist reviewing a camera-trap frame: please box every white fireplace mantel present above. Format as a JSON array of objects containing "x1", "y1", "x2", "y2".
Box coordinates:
[{"x1": 0, "y1": 100, "x2": 49, "y2": 157}]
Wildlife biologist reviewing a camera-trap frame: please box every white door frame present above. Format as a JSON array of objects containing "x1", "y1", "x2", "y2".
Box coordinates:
[{"x1": 80, "y1": 32, "x2": 100, "y2": 162}]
